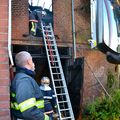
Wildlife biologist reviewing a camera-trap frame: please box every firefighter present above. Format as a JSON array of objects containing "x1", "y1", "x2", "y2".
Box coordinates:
[
  {"x1": 29, "y1": 9, "x2": 44, "y2": 37},
  {"x1": 10, "y1": 51, "x2": 49, "y2": 120},
  {"x1": 40, "y1": 77, "x2": 58, "y2": 120},
  {"x1": 29, "y1": 10, "x2": 38, "y2": 36}
]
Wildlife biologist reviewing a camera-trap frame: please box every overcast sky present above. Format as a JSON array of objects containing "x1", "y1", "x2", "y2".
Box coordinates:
[{"x1": 29, "y1": 0, "x2": 52, "y2": 11}]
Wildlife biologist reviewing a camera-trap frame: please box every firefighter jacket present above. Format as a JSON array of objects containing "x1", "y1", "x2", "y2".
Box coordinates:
[
  {"x1": 10, "y1": 67, "x2": 49, "y2": 120},
  {"x1": 40, "y1": 85, "x2": 57, "y2": 115}
]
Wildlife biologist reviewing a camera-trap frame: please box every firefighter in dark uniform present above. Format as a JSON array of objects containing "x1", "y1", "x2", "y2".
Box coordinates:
[
  {"x1": 40, "y1": 77, "x2": 58, "y2": 120},
  {"x1": 29, "y1": 10, "x2": 38, "y2": 36},
  {"x1": 10, "y1": 51, "x2": 49, "y2": 120},
  {"x1": 29, "y1": 4, "x2": 53, "y2": 37},
  {"x1": 29, "y1": 9, "x2": 45, "y2": 37}
]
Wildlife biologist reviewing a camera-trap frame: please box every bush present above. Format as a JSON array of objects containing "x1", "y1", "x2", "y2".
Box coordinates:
[{"x1": 82, "y1": 89, "x2": 120, "y2": 120}]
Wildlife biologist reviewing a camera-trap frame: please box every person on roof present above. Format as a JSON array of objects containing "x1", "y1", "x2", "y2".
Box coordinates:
[
  {"x1": 29, "y1": 10, "x2": 38, "y2": 36},
  {"x1": 29, "y1": 8, "x2": 46, "y2": 37},
  {"x1": 40, "y1": 77, "x2": 58, "y2": 120},
  {"x1": 10, "y1": 51, "x2": 49, "y2": 120},
  {"x1": 28, "y1": 2, "x2": 53, "y2": 37}
]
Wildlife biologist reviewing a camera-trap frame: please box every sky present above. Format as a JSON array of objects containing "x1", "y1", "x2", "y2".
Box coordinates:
[{"x1": 29, "y1": 0, "x2": 52, "y2": 11}]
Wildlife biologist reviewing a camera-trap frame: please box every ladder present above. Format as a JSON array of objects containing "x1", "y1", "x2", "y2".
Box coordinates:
[{"x1": 41, "y1": 21, "x2": 75, "y2": 120}]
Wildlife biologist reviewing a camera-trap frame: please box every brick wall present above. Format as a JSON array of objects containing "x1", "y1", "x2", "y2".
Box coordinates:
[
  {"x1": 0, "y1": 0, "x2": 10, "y2": 120},
  {"x1": 74, "y1": 0, "x2": 90, "y2": 44},
  {"x1": 12, "y1": 0, "x2": 28, "y2": 40},
  {"x1": 53, "y1": 0, "x2": 72, "y2": 45},
  {"x1": 76, "y1": 49, "x2": 115, "y2": 104},
  {"x1": 53, "y1": 0, "x2": 90, "y2": 45}
]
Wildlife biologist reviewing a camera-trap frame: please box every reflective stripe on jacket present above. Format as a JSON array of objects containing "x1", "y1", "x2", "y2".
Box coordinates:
[{"x1": 11, "y1": 97, "x2": 44, "y2": 112}]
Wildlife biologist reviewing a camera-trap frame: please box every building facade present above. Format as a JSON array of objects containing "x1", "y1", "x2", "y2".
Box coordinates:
[{"x1": 0, "y1": 0, "x2": 115, "y2": 120}]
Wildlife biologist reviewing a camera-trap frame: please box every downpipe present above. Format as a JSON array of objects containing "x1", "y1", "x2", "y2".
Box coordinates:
[
  {"x1": 72, "y1": 0, "x2": 76, "y2": 61},
  {"x1": 8, "y1": 0, "x2": 14, "y2": 66}
]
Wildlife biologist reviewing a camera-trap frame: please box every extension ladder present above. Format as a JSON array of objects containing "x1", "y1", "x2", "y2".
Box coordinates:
[{"x1": 41, "y1": 21, "x2": 75, "y2": 120}]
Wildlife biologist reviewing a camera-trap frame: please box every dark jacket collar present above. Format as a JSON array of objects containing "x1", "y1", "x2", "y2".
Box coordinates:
[{"x1": 16, "y1": 66, "x2": 35, "y2": 78}]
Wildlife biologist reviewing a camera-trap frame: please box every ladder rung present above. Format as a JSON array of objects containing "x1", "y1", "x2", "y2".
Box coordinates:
[
  {"x1": 44, "y1": 29, "x2": 51, "y2": 31},
  {"x1": 57, "y1": 93, "x2": 68, "y2": 96},
  {"x1": 58, "y1": 101, "x2": 68, "y2": 103},
  {"x1": 46, "y1": 36, "x2": 53, "y2": 39},
  {"x1": 49, "y1": 60, "x2": 57, "y2": 63},
  {"x1": 60, "y1": 108, "x2": 70, "y2": 112},
  {"x1": 43, "y1": 28, "x2": 51, "y2": 30},
  {"x1": 46, "y1": 44, "x2": 55, "y2": 46},
  {"x1": 54, "y1": 79, "x2": 62, "y2": 81},
  {"x1": 48, "y1": 49, "x2": 55, "y2": 51},
  {"x1": 43, "y1": 26, "x2": 51, "y2": 28},
  {"x1": 46, "y1": 39, "x2": 54, "y2": 42},
  {"x1": 48, "y1": 55, "x2": 57, "y2": 58},
  {"x1": 55, "y1": 86, "x2": 65, "y2": 88},
  {"x1": 52, "y1": 73, "x2": 61, "y2": 74},
  {"x1": 54, "y1": 80, "x2": 62, "y2": 82},
  {"x1": 43, "y1": 30, "x2": 52, "y2": 33},
  {"x1": 61, "y1": 117, "x2": 73, "y2": 120},
  {"x1": 50, "y1": 61, "x2": 58, "y2": 63},
  {"x1": 49, "y1": 55, "x2": 57, "y2": 57},
  {"x1": 44, "y1": 34, "x2": 52, "y2": 37},
  {"x1": 51, "y1": 67, "x2": 60, "y2": 68}
]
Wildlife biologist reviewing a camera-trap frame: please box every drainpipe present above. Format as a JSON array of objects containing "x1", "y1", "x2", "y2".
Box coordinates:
[
  {"x1": 72, "y1": 0, "x2": 76, "y2": 62},
  {"x1": 8, "y1": 0, "x2": 14, "y2": 66}
]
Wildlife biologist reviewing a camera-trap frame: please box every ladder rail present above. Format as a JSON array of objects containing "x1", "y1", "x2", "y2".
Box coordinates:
[
  {"x1": 41, "y1": 21, "x2": 75, "y2": 120},
  {"x1": 50, "y1": 23, "x2": 75, "y2": 118},
  {"x1": 41, "y1": 22, "x2": 63, "y2": 119}
]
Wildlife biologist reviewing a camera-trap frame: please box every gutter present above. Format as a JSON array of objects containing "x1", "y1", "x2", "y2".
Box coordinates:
[
  {"x1": 8, "y1": 0, "x2": 14, "y2": 66},
  {"x1": 72, "y1": 0, "x2": 76, "y2": 61}
]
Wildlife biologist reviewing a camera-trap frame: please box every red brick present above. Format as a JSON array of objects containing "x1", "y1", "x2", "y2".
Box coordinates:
[
  {"x1": 0, "y1": 48, "x2": 8, "y2": 54},
  {"x1": 0, "y1": 86, "x2": 9, "y2": 95},
  {"x1": 12, "y1": 0, "x2": 28, "y2": 40},
  {"x1": 0, "y1": 109, "x2": 10, "y2": 116},
  {"x1": 0, "y1": 0, "x2": 8, "y2": 5},
  {"x1": 0, "y1": 94, "x2": 10, "y2": 101},
  {"x1": 0, "y1": 64, "x2": 9, "y2": 70},
  {"x1": 0, "y1": 116, "x2": 10, "y2": 120},
  {"x1": 0, "y1": 27, "x2": 8, "y2": 33},
  {"x1": 0, "y1": 12, "x2": 8, "y2": 20},
  {"x1": 0, "y1": 41, "x2": 8, "y2": 47},
  {"x1": 0, "y1": 20, "x2": 8, "y2": 27},
  {"x1": 0, "y1": 34, "x2": 8, "y2": 41},
  {"x1": 0, "y1": 56, "x2": 8, "y2": 62},
  {"x1": 0, "y1": 71, "x2": 9, "y2": 79},
  {"x1": 0, "y1": 78, "x2": 9, "y2": 86},
  {"x1": 0, "y1": 6, "x2": 8, "y2": 13},
  {"x1": 0, "y1": 102, "x2": 10, "y2": 110}
]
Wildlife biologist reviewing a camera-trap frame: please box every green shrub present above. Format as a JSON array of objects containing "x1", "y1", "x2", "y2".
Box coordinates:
[
  {"x1": 107, "y1": 71, "x2": 118, "y2": 92},
  {"x1": 82, "y1": 89, "x2": 120, "y2": 120}
]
